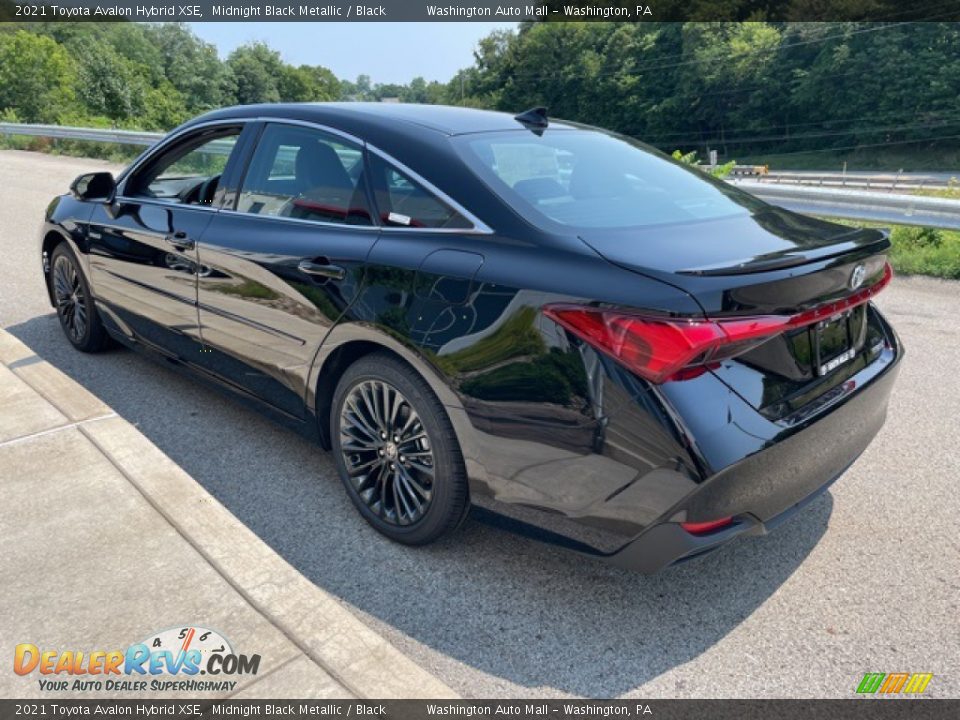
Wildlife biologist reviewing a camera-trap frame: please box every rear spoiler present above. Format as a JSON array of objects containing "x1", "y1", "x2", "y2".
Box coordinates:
[{"x1": 677, "y1": 229, "x2": 890, "y2": 277}]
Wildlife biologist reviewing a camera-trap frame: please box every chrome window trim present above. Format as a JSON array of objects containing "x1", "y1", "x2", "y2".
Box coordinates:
[
  {"x1": 217, "y1": 207, "x2": 379, "y2": 233},
  {"x1": 381, "y1": 224, "x2": 493, "y2": 235},
  {"x1": 112, "y1": 196, "x2": 222, "y2": 213},
  {"x1": 255, "y1": 116, "x2": 366, "y2": 147},
  {"x1": 117, "y1": 114, "x2": 495, "y2": 235}
]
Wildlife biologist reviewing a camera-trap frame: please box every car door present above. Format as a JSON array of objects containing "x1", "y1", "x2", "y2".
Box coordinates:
[
  {"x1": 195, "y1": 121, "x2": 380, "y2": 418},
  {"x1": 340, "y1": 148, "x2": 490, "y2": 351},
  {"x1": 86, "y1": 124, "x2": 246, "y2": 364}
]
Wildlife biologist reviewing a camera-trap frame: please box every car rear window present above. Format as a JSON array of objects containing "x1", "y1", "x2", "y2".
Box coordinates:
[{"x1": 453, "y1": 130, "x2": 762, "y2": 231}]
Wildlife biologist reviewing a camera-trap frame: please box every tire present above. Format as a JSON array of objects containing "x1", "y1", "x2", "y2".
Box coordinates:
[
  {"x1": 50, "y1": 244, "x2": 109, "y2": 353},
  {"x1": 330, "y1": 352, "x2": 469, "y2": 545}
]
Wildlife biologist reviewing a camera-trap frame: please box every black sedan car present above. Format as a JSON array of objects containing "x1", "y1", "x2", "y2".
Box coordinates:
[{"x1": 40, "y1": 103, "x2": 901, "y2": 571}]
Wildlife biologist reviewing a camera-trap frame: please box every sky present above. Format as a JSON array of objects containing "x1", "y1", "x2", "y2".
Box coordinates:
[{"x1": 189, "y1": 22, "x2": 517, "y2": 86}]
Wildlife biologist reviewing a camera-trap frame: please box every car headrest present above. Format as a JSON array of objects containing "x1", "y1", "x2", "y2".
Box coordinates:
[{"x1": 295, "y1": 141, "x2": 353, "y2": 195}]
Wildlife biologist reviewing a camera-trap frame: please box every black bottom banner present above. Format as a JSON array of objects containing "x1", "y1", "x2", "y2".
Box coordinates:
[{"x1": 1, "y1": 700, "x2": 959, "y2": 720}]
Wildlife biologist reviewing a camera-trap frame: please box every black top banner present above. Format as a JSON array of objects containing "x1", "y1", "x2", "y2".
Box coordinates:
[{"x1": 2, "y1": 0, "x2": 960, "y2": 22}]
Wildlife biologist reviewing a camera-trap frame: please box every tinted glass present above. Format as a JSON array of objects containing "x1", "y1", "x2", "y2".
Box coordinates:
[
  {"x1": 237, "y1": 124, "x2": 372, "y2": 226},
  {"x1": 367, "y1": 153, "x2": 472, "y2": 229},
  {"x1": 454, "y1": 130, "x2": 763, "y2": 231},
  {"x1": 129, "y1": 128, "x2": 240, "y2": 205}
]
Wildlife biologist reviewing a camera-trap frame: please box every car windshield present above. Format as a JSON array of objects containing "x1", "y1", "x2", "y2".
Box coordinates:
[{"x1": 453, "y1": 129, "x2": 764, "y2": 231}]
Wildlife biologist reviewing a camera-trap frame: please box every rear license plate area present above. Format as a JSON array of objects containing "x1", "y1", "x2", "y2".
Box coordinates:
[{"x1": 812, "y1": 307, "x2": 865, "y2": 376}]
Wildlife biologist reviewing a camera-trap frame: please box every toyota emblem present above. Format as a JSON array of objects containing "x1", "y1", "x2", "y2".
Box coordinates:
[{"x1": 849, "y1": 264, "x2": 866, "y2": 290}]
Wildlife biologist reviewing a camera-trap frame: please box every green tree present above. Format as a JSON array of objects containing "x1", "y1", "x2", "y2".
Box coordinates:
[
  {"x1": 3, "y1": 18, "x2": 959, "y2": 166},
  {"x1": 141, "y1": 82, "x2": 190, "y2": 131},
  {"x1": 227, "y1": 42, "x2": 283, "y2": 105},
  {"x1": 0, "y1": 30, "x2": 77, "y2": 123},
  {"x1": 672, "y1": 22, "x2": 782, "y2": 155},
  {"x1": 68, "y1": 37, "x2": 149, "y2": 122},
  {"x1": 339, "y1": 74, "x2": 373, "y2": 101},
  {"x1": 279, "y1": 64, "x2": 341, "y2": 102},
  {"x1": 148, "y1": 23, "x2": 236, "y2": 112}
]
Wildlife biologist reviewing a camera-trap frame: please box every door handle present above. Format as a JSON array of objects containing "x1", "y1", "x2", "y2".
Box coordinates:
[
  {"x1": 164, "y1": 231, "x2": 195, "y2": 251},
  {"x1": 298, "y1": 260, "x2": 346, "y2": 281}
]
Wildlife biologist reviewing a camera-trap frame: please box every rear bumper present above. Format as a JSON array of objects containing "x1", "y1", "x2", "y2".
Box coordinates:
[
  {"x1": 605, "y1": 327, "x2": 902, "y2": 573},
  {"x1": 606, "y1": 462, "x2": 845, "y2": 572}
]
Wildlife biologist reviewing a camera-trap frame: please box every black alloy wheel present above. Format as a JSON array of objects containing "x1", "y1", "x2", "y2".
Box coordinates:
[
  {"x1": 50, "y1": 245, "x2": 109, "y2": 352},
  {"x1": 340, "y1": 379, "x2": 435, "y2": 525},
  {"x1": 331, "y1": 352, "x2": 468, "y2": 545}
]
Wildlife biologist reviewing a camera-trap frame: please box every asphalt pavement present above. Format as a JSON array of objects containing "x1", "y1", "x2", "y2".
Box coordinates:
[{"x1": 2, "y1": 149, "x2": 957, "y2": 698}]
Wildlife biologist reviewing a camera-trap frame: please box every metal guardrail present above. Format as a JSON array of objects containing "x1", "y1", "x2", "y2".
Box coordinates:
[
  {"x1": 0, "y1": 122, "x2": 163, "y2": 146},
  {"x1": 1, "y1": 122, "x2": 247, "y2": 161},
  {"x1": 706, "y1": 165, "x2": 956, "y2": 190},
  {"x1": 751, "y1": 171, "x2": 956, "y2": 192},
  {"x1": 4, "y1": 122, "x2": 960, "y2": 229},
  {"x1": 736, "y1": 181, "x2": 960, "y2": 230}
]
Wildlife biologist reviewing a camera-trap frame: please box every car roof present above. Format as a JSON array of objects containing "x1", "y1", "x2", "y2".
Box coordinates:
[{"x1": 186, "y1": 102, "x2": 580, "y2": 137}]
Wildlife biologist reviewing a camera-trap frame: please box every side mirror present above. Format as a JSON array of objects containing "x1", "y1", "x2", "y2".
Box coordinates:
[{"x1": 70, "y1": 172, "x2": 116, "y2": 202}]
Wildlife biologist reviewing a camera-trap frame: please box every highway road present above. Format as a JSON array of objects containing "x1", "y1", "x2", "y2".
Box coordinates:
[{"x1": 2, "y1": 149, "x2": 958, "y2": 699}]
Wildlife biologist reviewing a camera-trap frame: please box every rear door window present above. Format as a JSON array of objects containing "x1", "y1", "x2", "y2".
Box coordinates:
[
  {"x1": 236, "y1": 123, "x2": 372, "y2": 226},
  {"x1": 367, "y1": 153, "x2": 473, "y2": 230}
]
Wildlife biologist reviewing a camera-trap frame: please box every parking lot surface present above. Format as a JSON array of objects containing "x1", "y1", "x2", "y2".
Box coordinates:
[{"x1": 2, "y1": 149, "x2": 957, "y2": 698}]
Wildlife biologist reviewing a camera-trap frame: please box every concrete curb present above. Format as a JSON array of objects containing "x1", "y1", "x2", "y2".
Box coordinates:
[{"x1": 0, "y1": 328, "x2": 458, "y2": 699}]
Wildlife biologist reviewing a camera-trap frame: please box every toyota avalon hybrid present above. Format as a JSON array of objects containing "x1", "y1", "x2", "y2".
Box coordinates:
[{"x1": 39, "y1": 103, "x2": 901, "y2": 572}]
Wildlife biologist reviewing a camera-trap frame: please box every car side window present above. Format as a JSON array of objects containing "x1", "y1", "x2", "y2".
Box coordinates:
[
  {"x1": 127, "y1": 128, "x2": 241, "y2": 206},
  {"x1": 236, "y1": 124, "x2": 372, "y2": 226},
  {"x1": 367, "y1": 153, "x2": 473, "y2": 230}
]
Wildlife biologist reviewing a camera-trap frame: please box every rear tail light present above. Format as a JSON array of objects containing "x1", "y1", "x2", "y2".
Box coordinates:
[{"x1": 544, "y1": 262, "x2": 892, "y2": 384}]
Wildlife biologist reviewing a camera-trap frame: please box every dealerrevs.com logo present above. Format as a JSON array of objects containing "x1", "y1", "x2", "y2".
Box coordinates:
[{"x1": 14, "y1": 626, "x2": 261, "y2": 693}]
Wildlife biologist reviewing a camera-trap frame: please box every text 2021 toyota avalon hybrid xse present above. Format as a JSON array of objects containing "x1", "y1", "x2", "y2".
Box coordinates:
[{"x1": 39, "y1": 103, "x2": 901, "y2": 572}]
